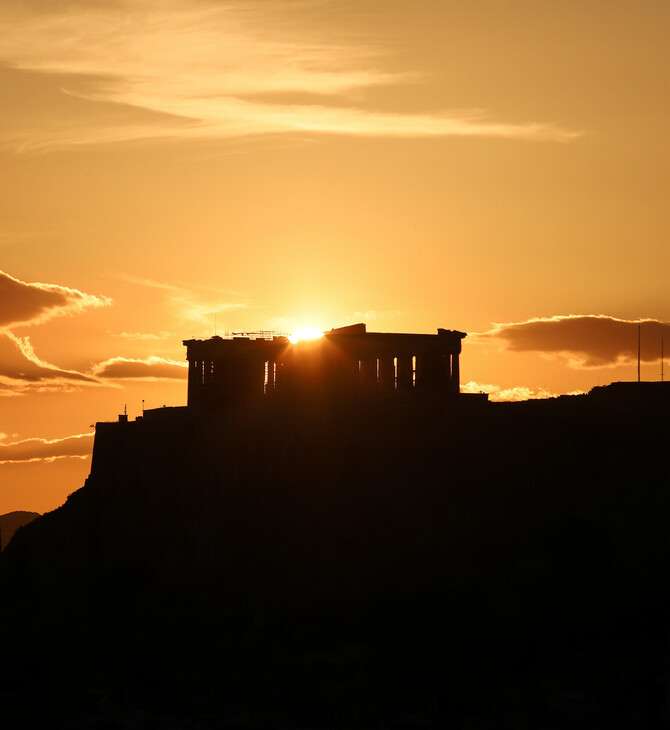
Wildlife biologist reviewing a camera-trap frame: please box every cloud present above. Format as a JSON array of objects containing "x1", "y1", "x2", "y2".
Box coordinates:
[
  {"x1": 0, "y1": 432, "x2": 93, "y2": 464},
  {"x1": 112, "y1": 274, "x2": 182, "y2": 292},
  {"x1": 92, "y1": 356, "x2": 187, "y2": 380},
  {"x1": 0, "y1": 337, "x2": 188, "y2": 393},
  {"x1": 0, "y1": 332, "x2": 99, "y2": 394},
  {"x1": 0, "y1": 269, "x2": 109, "y2": 394},
  {"x1": 110, "y1": 330, "x2": 173, "y2": 341},
  {"x1": 479, "y1": 315, "x2": 670, "y2": 369},
  {"x1": 0, "y1": 269, "x2": 194, "y2": 395},
  {"x1": 350, "y1": 310, "x2": 404, "y2": 324},
  {"x1": 461, "y1": 381, "x2": 562, "y2": 402},
  {"x1": 117, "y1": 273, "x2": 248, "y2": 325},
  {"x1": 174, "y1": 295, "x2": 247, "y2": 326},
  {"x1": 0, "y1": 0, "x2": 579, "y2": 149},
  {"x1": 0, "y1": 269, "x2": 111, "y2": 329}
]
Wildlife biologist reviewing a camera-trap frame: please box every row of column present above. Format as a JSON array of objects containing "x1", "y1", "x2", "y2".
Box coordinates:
[
  {"x1": 357, "y1": 352, "x2": 459, "y2": 394},
  {"x1": 189, "y1": 349, "x2": 461, "y2": 408}
]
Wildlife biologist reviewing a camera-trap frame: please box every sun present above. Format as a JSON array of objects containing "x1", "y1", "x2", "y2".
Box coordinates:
[{"x1": 288, "y1": 326, "x2": 324, "y2": 344}]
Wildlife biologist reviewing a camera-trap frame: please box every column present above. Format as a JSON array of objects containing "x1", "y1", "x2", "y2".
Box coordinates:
[
  {"x1": 443, "y1": 353, "x2": 452, "y2": 391},
  {"x1": 360, "y1": 358, "x2": 377, "y2": 392},
  {"x1": 414, "y1": 353, "x2": 425, "y2": 388},
  {"x1": 396, "y1": 354, "x2": 412, "y2": 389},
  {"x1": 451, "y1": 351, "x2": 460, "y2": 394},
  {"x1": 188, "y1": 358, "x2": 200, "y2": 408},
  {"x1": 378, "y1": 356, "x2": 395, "y2": 391}
]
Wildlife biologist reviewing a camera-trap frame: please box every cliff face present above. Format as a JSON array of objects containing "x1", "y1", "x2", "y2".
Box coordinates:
[{"x1": 2, "y1": 393, "x2": 669, "y2": 724}]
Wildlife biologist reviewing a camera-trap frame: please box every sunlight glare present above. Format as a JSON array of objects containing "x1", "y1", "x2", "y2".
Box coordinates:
[{"x1": 288, "y1": 326, "x2": 324, "y2": 344}]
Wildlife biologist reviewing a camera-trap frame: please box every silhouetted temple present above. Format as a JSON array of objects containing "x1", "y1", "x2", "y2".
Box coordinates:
[{"x1": 184, "y1": 323, "x2": 466, "y2": 410}]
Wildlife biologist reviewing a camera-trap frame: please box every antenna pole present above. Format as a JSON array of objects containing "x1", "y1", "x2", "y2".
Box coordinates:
[{"x1": 638, "y1": 324, "x2": 641, "y2": 383}]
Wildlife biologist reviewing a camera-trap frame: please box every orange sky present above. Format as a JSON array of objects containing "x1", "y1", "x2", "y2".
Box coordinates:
[{"x1": 1, "y1": 1, "x2": 669, "y2": 514}]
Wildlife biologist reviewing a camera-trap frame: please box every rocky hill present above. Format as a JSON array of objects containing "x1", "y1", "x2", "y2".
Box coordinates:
[{"x1": 1, "y1": 391, "x2": 669, "y2": 726}]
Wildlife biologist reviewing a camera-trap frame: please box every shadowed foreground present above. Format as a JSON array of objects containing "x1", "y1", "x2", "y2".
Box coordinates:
[{"x1": 2, "y1": 392, "x2": 669, "y2": 727}]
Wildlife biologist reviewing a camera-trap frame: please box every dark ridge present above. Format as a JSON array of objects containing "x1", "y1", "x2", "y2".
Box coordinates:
[{"x1": 0, "y1": 511, "x2": 40, "y2": 551}]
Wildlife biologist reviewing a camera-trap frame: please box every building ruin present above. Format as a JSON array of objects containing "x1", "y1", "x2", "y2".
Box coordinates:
[{"x1": 183, "y1": 323, "x2": 466, "y2": 410}]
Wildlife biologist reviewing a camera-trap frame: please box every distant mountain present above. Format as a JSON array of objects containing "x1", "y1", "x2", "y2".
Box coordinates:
[{"x1": 0, "y1": 511, "x2": 40, "y2": 550}]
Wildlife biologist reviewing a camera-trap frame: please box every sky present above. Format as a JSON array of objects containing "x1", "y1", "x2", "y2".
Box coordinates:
[{"x1": 1, "y1": 0, "x2": 669, "y2": 514}]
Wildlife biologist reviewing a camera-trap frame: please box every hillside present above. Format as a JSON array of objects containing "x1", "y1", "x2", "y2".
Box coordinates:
[
  {"x1": 1, "y1": 391, "x2": 669, "y2": 726},
  {"x1": 0, "y1": 511, "x2": 40, "y2": 550}
]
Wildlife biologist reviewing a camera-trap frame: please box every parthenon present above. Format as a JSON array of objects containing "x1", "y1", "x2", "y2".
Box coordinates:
[{"x1": 183, "y1": 323, "x2": 466, "y2": 410}]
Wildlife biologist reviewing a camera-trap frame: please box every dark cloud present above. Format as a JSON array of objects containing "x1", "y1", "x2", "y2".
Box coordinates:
[
  {"x1": 0, "y1": 332, "x2": 97, "y2": 392},
  {"x1": 0, "y1": 269, "x2": 110, "y2": 329},
  {"x1": 482, "y1": 315, "x2": 670, "y2": 368},
  {"x1": 92, "y1": 356, "x2": 187, "y2": 380},
  {"x1": 0, "y1": 432, "x2": 93, "y2": 464}
]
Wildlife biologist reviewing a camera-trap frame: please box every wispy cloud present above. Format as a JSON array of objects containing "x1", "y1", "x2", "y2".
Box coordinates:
[
  {"x1": 0, "y1": 432, "x2": 93, "y2": 464},
  {"x1": 478, "y1": 315, "x2": 670, "y2": 369},
  {"x1": 112, "y1": 274, "x2": 182, "y2": 292},
  {"x1": 117, "y1": 272, "x2": 248, "y2": 326},
  {"x1": 349, "y1": 310, "x2": 404, "y2": 324},
  {"x1": 173, "y1": 294, "x2": 247, "y2": 326},
  {"x1": 92, "y1": 355, "x2": 187, "y2": 380},
  {"x1": 0, "y1": 0, "x2": 580, "y2": 150},
  {"x1": 110, "y1": 330, "x2": 173, "y2": 341}
]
